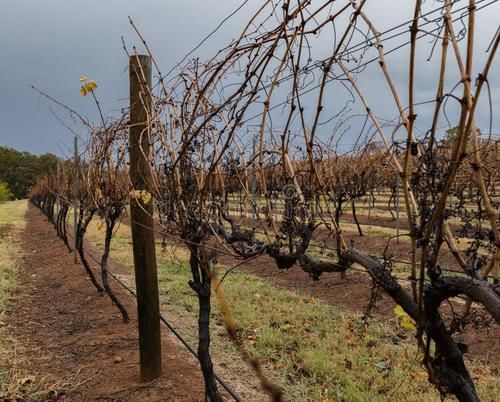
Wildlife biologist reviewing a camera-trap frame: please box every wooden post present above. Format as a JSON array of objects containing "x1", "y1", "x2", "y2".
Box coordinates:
[
  {"x1": 73, "y1": 135, "x2": 78, "y2": 264},
  {"x1": 396, "y1": 174, "x2": 400, "y2": 244},
  {"x1": 129, "y1": 54, "x2": 162, "y2": 382},
  {"x1": 368, "y1": 193, "x2": 372, "y2": 220},
  {"x1": 251, "y1": 135, "x2": 257, "y2": 227}
]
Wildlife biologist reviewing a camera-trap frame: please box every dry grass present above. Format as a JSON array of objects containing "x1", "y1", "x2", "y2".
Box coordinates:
[
  {"x1": 0, "y1": 200, "x2": 26, "y2": 319},
  {"x1": 0, "y1": 201, "x2": 75, "y2": 400},
  {"x1": 0, "y1": 200, "x2": 35, "y2": 398}
]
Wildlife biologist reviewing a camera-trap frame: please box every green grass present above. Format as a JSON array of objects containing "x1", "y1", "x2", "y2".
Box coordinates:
[
  {"x1": 0, "y1": 200, "x2": 27, "y2": 226},
  {"x1": 82, "y1": 217, "x2": 499, "y2": 401},
  {"x1": 158, "y1": 263, "x2": 498, "y2": 401},
  {"x1": 0, "y1": 200, "x2": 27, "y2": 318}
]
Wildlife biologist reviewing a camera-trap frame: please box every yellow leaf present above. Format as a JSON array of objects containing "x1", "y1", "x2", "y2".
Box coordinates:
[
  {"x1": 140, "y1": 190, "x2": 151, "y2": 204},
  {"x1": 87, "y1": 80, "x2": 97, "y2": 91},
  {"x1": 80, "y1": 79, "x2": 97, "y2": 96},
  {"x1": 130, "y1": 189, "x2": 152, "y2": 204},
  {"x1": 401, "y1": 317, "x2": 416, "y2": 330},
  {"x1": 393, "y1": 305, "x2": 406, "y2": 317},
  {"x1": 394, "y1": 305, "x2": 416, "y2": 330}
]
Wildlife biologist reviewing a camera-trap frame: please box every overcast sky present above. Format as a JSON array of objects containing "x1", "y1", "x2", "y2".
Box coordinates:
[{"x1": 0, "y1": 0, "x2": 498, "y2": 157}]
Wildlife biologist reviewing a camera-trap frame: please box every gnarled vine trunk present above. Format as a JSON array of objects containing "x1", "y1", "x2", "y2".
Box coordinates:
[
  {"x1": 187, "y1": 243, "x2": 222, "y2": 402},
  {"x1": 100, "y1": 213, "x2": 129, "y2": 323},
  {"x1": 75, "y1": 204, "x2": 104, "y2": 293}
]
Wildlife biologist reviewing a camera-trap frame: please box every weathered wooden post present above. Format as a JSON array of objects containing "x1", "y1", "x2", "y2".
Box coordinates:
[
  {"x1": 251, "y1": 135, "x2": 257, "y2": 227},
  {"x1": 129, "y1": 54, "x2": 162, "y2": 381},
  {"x1": 396, "y1": 173, "x2": 400, "y2": 244},
  {"x1": 73, "y1": 135, "x2": 78, "y2": 264}
]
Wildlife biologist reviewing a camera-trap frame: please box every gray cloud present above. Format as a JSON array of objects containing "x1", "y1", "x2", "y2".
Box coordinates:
[{"x1": 0, "y1": 0, "x2": 498, "y2": 156}]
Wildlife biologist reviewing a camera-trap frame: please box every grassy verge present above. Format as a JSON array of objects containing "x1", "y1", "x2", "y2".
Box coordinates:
[
  {"x1": 84, "y1": 217, "x2": 498, "y2": 401},
  {"x1": 0, "y1": 200, "x2": 42, "y2": 398},
  {"x1": 1, "y1": 201, "x2": 76, "y2": 400},
  {"x1": 0, "y1": 200, "x2": 27, "y2": 319}
]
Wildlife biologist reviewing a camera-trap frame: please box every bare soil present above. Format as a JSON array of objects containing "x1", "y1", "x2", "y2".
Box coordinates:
[{"x1": 5, "y1": 204, "x2": 206, "y2": 401}]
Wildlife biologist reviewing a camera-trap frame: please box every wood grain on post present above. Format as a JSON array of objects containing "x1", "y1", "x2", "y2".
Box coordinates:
[
  {"x1": 73, "y1": 135, "x2": 78, "y2": 264},
  {"x1": 129, "y1": 54, "x2": 162, "y2": 382}
]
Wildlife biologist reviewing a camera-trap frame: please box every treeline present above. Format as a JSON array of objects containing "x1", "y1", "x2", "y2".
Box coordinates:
[{"x1": 0, "y1": 146, "x2": 58, "y2": 200}]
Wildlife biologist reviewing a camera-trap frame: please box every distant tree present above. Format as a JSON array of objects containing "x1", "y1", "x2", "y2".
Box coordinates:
[
  {"x1": 0, "y1": 181, "x2": 13, "y2": 202},
  {"x1": 0, "y1": 146, "x2": 58, "y2": 199},
  {"x1": 445, "y1": 125, "x2": 482, "y2": 142}
]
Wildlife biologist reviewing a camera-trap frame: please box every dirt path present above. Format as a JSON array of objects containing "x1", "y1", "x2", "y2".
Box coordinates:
[{"x1": 7, "y1": 204, "x2": 205, "y2": 401}]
